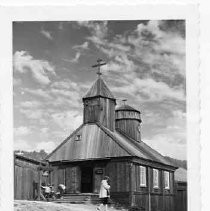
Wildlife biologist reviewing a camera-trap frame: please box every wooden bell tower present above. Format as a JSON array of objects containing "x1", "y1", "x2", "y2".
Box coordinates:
[{"x1": 82, "y1": 59, "x2": 116, "y2": 131}]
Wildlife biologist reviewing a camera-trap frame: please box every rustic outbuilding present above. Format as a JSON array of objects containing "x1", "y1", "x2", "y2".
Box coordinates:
[
  {"x1": 46, "y1": 72, "x2": 178, "y2": 211},
  {"x1": 14, "y1": 154, "x2": 48, "y2": 200}
]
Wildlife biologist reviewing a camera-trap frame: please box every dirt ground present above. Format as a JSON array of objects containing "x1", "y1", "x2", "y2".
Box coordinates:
[{"x1": 14, "y1": 200, "x2": 128, "y2": 211}]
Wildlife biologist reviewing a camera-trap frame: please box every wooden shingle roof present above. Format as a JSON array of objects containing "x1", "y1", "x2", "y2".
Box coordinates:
[
  {"x1": 83, "y1": 77, "x2": 115, "y2": 99},
  {"x1": 46, "y1": 123, "x2": 174, "y2": 167}
]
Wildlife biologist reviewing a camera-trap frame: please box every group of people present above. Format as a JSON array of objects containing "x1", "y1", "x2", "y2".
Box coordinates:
[
  {"x1": 41, "y1": 183, "x2": 66, "y2": 201},
  {"x1": 40, "y1": 176, "x2": 111, "y2": 210}
]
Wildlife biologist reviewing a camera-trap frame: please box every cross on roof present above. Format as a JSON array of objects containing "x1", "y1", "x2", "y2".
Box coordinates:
[{"x1": 92, "y1": 58, "x2": 106, "y2": 77}]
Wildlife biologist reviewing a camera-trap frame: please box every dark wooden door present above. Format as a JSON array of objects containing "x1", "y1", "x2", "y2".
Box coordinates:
[
  {"x1": 81, "y1": 167, "x2": 93, "y2": 193},
  {"x1": 65, "y1": 166, "x2": 81, "y2": 193}
]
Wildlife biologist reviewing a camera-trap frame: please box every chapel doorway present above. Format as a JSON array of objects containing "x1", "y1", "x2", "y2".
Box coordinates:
[{"x1": 81, "y1": 166, "x2": 93, "y2": 193}]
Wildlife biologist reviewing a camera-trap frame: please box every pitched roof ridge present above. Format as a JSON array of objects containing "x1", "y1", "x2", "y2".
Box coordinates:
[
  {"x1": 116, "y1": 128, "x2": 175, "y2": 167},
  {"x1": 83, "y1": 77, "x2": 115, "y2": 99},
  {"x1": 45, "y1": 124, "x2": 84, "y2": 160},
  {"x1": 95, "y1": 122, "x2": 133, "y2": 156},
  {"x1": 114, "y1": 129, "x2": 153, "y2": 159},
  {"x1": 15, "y1": 154, "x2": 46, "y2": 165}
]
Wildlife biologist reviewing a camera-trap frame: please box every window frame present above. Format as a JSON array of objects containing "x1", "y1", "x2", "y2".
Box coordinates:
[
  {"x1": 140, "y1": 166, "x2": 147, "y2": 187},
  {"x1": 74, "y1": 134, "x2": 82, "y2": 141},
  {"x1": 153, "y1": 168, "x2": 159, "y2": 189},
  {"x1": 164, "y1": 171, "x2": 170, "y2": 190}
]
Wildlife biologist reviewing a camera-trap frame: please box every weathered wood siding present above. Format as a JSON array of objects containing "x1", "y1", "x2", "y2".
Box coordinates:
[
  {"x1": 93, "y1": 165, "x2": 105, "y2": 193},
  {"x1": 115, "y1": 110, "x2": 141, "y2": 120},
  {"x1": 132, "y1": 164, "x2": 175, "y2": 211},
  {"x1": 84, "y1": 97, "x2": 115, "y2": 131},
  {"x1": 105, "y1": 160, "x2": 131, "y2": 206},
  {"x1": 49, "y1": 159, "x2": 176, "y2": 211},
  {"x1": 175, "y1": 182, "x2": 187, "y2": 211},
  {"x1": 48, "y1": 124, "x2": 130, "y2": 162},
  {"x1": 106, "y1": 161, "x2": 130, "y2": 192},
  {"x1": 50, "y1": 165, "x2": 65, "y2": 192},
  {"x1": 115, "y1": 110, "x2": 141, "y2": 142},
  {"x1": 50, "y1": 160, "x2": 130, "y2": 199},
  {"x1": 116, "y1": 119, "x2": 141, "y2": 142},
  {"x1": 14, "y1": 156, "x2": 45, "y2": 200},
  {"x1": 66, "y1": 166, "x2": 81, "y2": 193}
]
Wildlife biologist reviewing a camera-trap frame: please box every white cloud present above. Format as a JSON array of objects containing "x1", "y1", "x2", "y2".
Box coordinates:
[
  {"x1": 82, "y1": 21, "x2": 185, "y2": 102},
  {"x1": 78, "y1": 21, "x2": 108, "y2": 40},
  {"x1": 14, "y1": 126, "x2": 31, "y2": 136},
  {"x1": 14, "y1": 139, "x2": 33, "y2": 151},
  {"x1": 67, "y1": 41, "x2": 89, "y2": 64},
  {"x1": 111, "y1": 77, "x2": 185, "y2": 102},
  {"x1": 51, "y1": 111, "x2": 82, "y2": 132},
  {"x1": 73, "y1": 41, "x2": 89, "y2": 50},
  {"x1": 20, "y1": 100, "x2": 42, "y2": 109},
  {"x1": 40, "y1": 28, "x2": 53, "y2": 40},
  {"x1": 23, "y1": 88, "x2": 52, "y2": 100},
  {"x1": 69, "y1": 52, "x2": 81, "y2": 63},
  {"x1": 51, "y1": 79, "x2": 78, "y2": 90},
  {"x1": 40, "y1": 127, "x2": 49, "y2": 134},
  {"x1": 144, "y1": 134, "x2": 186, "y2": 160},
  {"x1": 13, "y1": 51, "x2": 55, "y2": 85},
  {"x1": 20, "y1": 109, "x2": 44, "y2": 120}
]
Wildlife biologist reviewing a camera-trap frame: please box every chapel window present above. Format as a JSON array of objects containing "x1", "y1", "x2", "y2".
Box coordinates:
[
  {"x1": 75, "y1": 134, "x2": 82, "y2": 141},
  {"x1": 153, "y1": 168, "x2": 159, "y2": 188},
  {"x1": 140, "y1": 166, "x2": 147, "y2": 187},
  {"x1": 164, "y1": 171, "x2": 170, "y2": 189}
]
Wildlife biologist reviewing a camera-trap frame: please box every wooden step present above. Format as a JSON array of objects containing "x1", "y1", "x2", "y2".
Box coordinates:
[{"x1": 53, "y1": 193, "x2": 101, "y2": 204}]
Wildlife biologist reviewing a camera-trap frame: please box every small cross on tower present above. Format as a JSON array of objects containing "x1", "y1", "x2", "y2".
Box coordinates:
[{"x1": 92, "y1": 58, "x2": 106, "y2": 77}]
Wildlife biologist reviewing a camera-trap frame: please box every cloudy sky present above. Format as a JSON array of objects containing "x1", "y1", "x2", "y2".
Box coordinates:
[{"x1": 13, "y1": 20, "x2": 186, "y2": 160}]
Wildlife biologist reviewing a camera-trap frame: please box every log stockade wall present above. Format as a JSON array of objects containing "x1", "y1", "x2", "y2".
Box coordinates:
[{"x1": 14, "y1": 154, "x2": 46, "y2": 200}]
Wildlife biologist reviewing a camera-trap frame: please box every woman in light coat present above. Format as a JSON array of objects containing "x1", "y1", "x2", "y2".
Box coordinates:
[{"x1": 96, "y1": 176, "x2": 110, "y2": 211}]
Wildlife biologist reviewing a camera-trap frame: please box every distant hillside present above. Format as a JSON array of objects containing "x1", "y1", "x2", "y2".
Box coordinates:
[
  {"x1": 164, "y1": 156, "x2": 187, "y2": 169},
  {"x1": 14, "y1": 150, "x2": 48, "y2": 161}
]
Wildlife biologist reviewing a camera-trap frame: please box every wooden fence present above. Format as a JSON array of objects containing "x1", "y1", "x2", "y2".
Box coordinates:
[{"x1": 175, "y1": 181, "x2": 187, "y2": 211}]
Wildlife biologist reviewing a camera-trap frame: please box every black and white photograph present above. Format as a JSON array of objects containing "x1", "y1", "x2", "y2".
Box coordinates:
[
  {"x1": 0, "y1": 4, "x2": 200, "y2": 211},
  {"x1": 12, "y1": 20, "x2": 187, "y2": 211}
]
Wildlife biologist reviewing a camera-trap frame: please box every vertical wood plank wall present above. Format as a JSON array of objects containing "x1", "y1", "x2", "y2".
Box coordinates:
[
  {"x1": 14, "y1": 157, "x2": 41, "y2": 200},
  {"x1": 116, "y1": 119, "x2": 141, "y2": 141},
  {"x1": 50, "y1": 160, "x2": 178, "y2": 211},
  {"x1": 115, "y1": 110, "x2": 141, "y2": 141},
  {"x1": 175, "y1": 182, "x2": 187, "y2": 211},
  {"x1": 105, "y1": 161, "x2": 130, "y2": 206},
  {"x1": 51, "y1": 164, "x2": 83, "y2": 193},
  {"x1": 84, "y1": 97, "x2": 115, "y2": 131},
  {"x1": 132, "y1": 164, "x2": 175, "y2": 211}
]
